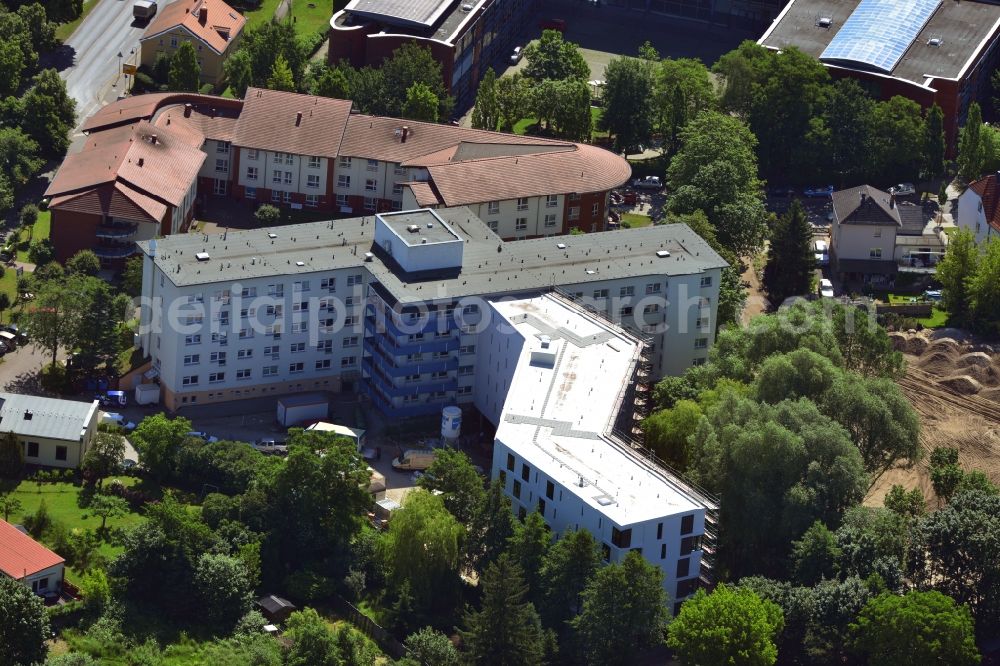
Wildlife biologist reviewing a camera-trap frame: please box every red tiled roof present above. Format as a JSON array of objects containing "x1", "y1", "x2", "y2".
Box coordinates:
[
  {"x1": 403, "y1": 181, "x2": 442, "y2": 207},
  {"x1": 969, "y1": 174, "x2": 1000, "y2": 234},
  {"x1": 49, "y1": 183, "x2": 165, "y2": 222},
  {"x1": 154, "y1": 104, "x2": 238, "y2": 144},
  {"x1": 140, "y1": 0, "x2": 245, "y2": 54},
  {"x1": 81, "y1": 92, "x2": 237, "y2": 133},
  {"x1": 233, "y1": 88, "x2": 353, "y2": 157},
  {"x1": 0, "y1": 520, "x2": 63, "y2": 579}
]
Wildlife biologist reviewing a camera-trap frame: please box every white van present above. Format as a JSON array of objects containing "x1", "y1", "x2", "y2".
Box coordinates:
[{"x1": 391, "y1": 448, "x2": 437, "y2": 471}]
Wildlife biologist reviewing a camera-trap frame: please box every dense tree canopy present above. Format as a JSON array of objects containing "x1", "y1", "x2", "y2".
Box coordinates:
[
  {"x1": 600, "y1": 56, "x2": 655, "y2": 152},
  {"x1": 763, "y1": 200, "x2": 815, "y2": 304},
  {"x1": 0, "y1": 574, "x2": 49, "y2": 665},
  {"x1": 522, "y1": 29, "x2": 589, "y2": 83}
]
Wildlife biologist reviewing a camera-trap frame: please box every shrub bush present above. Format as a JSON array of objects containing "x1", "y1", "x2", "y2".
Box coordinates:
[{"x1": 254, "y1": 204, "x2": 281, "y2": 226}]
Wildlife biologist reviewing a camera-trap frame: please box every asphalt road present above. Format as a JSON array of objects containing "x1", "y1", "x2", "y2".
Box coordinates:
[{"x1": 61, "y1": 0, "x2": 181, "y2": 129}]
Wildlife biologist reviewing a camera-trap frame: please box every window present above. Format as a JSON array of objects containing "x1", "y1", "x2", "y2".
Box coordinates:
[
  {"x1": 512, "y1": 480, "x2": 521, "y2": 499},
  {"x1": 343, "y1": 336, "x2": 359, "y2": 348},
  {"x1": 392, "y1": 183, "x2": 403, "y2": 195},
  {"x1": 183, "y1": 354, "x2": 200, "y2": 365},
  {"x1": 593, "y1": 289, "x2": 608, "y2": 299},
  {"x1": 460, "y1": 344, "x2": 476, "y2": 355},
  {"x1": 681, "y1": 514, "x2": 694, "y2": 534},
  {"x1": 336, "y1": 194, "x2": 348, "y2": 207},
  {"x1": 364, "y1": 197, "x2": 376, "y2": 211},
  {"x1": 692, "y1": 357, "x2": 707, "y2": 366},
  {"x1": 365, "y1": 178, "x2": 377, "y2": 191},
  {"x1": 366, "y1": 159, "x2": 378, "y2": 171},
  {"x1": 661, "y1": 543, "x2": 667, "y2": 559},
  {"x1": 487, "y1": 201, "x2": 500, "y2": 215},
  {"x1": 569, "y1": 192, "x2": 580, "y2": 201},
  {"x1": 546, "y1": 194, "x2": 558, "y2": 208},
  {"x1": 247, "y1": 149, "x2": 258, "y2": 160},
  {"x1": 182, "y1": 375, "x2": 199, "y2": 386},
  {"x1": 170, "y1": 36, "x2": 178, "y2": 47},
  {"x1": 487, "y1": 220, "x2": 498, "y2": 232},
  {"x1": 285, "y1": 153, "x2": 294, "y2": 165},
  {"x1": 657, "y1": 522, "x2": 663, "y2": 540},
  {"x1": 25, "y1": 441, "x2": 39, "y2": 457},
  {"x1": 341, "y1": 356, "x2": 357, "y2": 367},
  {"x1": 521, "y1": 463, "x2": 531, "y2": 481},
  {"x1": 56, "y1": 446, "x2": 67, "y2": 461},
  {"x1": 515, "y1": 217, "x2": 527, "y2": 231},
  {"x1": 393, "y1": 163, "x2": 405, "y2": 174},
  {"x1": 337, "y1": 175, "x2": 351, "y2": 188},
  {"x1": 347, "y1": 274, "x2": 363, "y2": 286},
  {"x1": 677, "y1": 578, "x2": 700, "y2": 599},
  {"x1": 307, "y1": 174, "x2": 320, "y2": 189},
  {"x1": 271, "y1": 190, "x2": 280, "y2": 203},
  {"x1": 215, "y1": 159, "x2": 228, "y2": 173},
  {"x1": 209, "y1": 372, "x2": 225, "y2": 383},
  {"x1": 236, "y1": 368, "x2": 251, "y2": 380},
  {"x1": 700, "y1": 275, "x2": 712, "y2": 287},
  {"x1": 316, "y1": 359, "x2": 332, "y2": 370},
  {"x1": 210, "y1": 351, "x2": 226, "y2": 364},
  {"x1": 457, "y1": 385, "x2": 472, "y2": 395},
  {"x1": 212, "y1": 332, "x2": 227, "y2": 345},
  {"x1": 283, "y1": 171, "x2": 293, "y2": 185},
  {"x1": 568, "y1": 206, "x2": 580, "y2": 220},
  {"x1": 677, "y1": 558, "x2": 691, "y2": 578},
  {"x1": 185, "y1": 334, "x2": 201, "y2": 345},
  {"x1": 601, "y1": 543, "x2": 611, "y2": 562},
  {"x1": 546, "y1": 480, "x2": 554, "y2": 499},
  {"x1": 246, "y1": 187, "x2": 256, "y2": 200},
  {"x1": 308, "y1": 155, "x2": 321, "y2": 168},
  {"x1": 544, "y1": 213, "x2": 557, "y2": 228},
  {"x1": 264, "y1": 345, "x2": 279, "y2": 358},
  {"x1": 506, "y1": 453, "x2": 515, "y2": 471},
  {"x1": 291, "y1": 322, "x2": 308, "y2": 334},
  {"x1": 262, "y1": 365, "x2": 278, "y2": 376},
  {"x1": 458, "y1": 365, "x2": 473, "y2": 376},
  {"x1": 646, "y1": 282, "x2": 662, "y2": 294},
  {"x1": 321, "y1": 277, "x2": 337, "y2": 291},
  {"x1": 870, "y1": 248, "x2": 883, "y2": 259},
  {"x1": 696, "y1": 317, "x2": 707, "y2": 329},
  {"x1": 293, "y1": 280, "x2": 310, "y2": 292},
  {"x1": 305, "y1": 194, "x2": 318, "y2": 207},
  {"x1": 620, "y1": 286, "x2": 634, "y2": 297},
  {"x1": 289, "y1": 362, "x2": 304, "y2": 373},
  {"x1": 236, "y1": 349, "x2": 253, "y2": 360},
  {"x1": 288, "y1": 342, "x2": 305, "y2": 354},
  {"x1": 516, "y1": 197, "x2": 529, "y2": 211},
  {"x1": 873, "y1": 229, "x2": 882, "y2": 238},
  {"x1": 272, "y1": 170, "x2": 282, "y2": 184},
  {"x1": 611, "y1": 527, "x2": 632, "y2": 548},
  {"x1": 694, "y1": 338, "x2": 708, "y2": 349},
  {"x1": 643, "y1": 304, "x2": 660, "y2": 314},
  {"x1": 592, "y1": 202, "x2": 599, "y2": 215},
  {"x1": 216, "y1": 141, "x2": 230, "y2": 154}
]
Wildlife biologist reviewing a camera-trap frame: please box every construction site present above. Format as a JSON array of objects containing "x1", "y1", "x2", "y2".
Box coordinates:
[{"x1": 867, "y1": 330, "x2": 1000, "y2": 505}]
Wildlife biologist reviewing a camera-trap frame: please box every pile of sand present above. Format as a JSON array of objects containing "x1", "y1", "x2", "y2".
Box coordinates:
[
  {"x1": 890, "y1": 333, "x2": 929, "y2": 355},
  {"x1": 958, "y1": 352, "x2": 994, "y2": 368},
  {"x1": 963, "y1": 364, "x2": 1000, "y2": 388},
  {"x1": 926, "y1": 337, "x2": 961, "y2": 356},
  {"x1": 940, "y1": 375, "x2": 984, "y2": 395},
  {"x1": 920, "y1": 351, "x2": 960, "y2": 376}
]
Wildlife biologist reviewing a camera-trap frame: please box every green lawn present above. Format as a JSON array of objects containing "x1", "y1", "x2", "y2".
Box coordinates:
[
  {"x1": 4, "y1": 478, "x2": 146, "y2": 583},
  {"x1": 883, "y1": 293, "x2": 948, "y2": 328},
  {"x1": 243, "y1": 0, "x2": 337, "y2": 36},
  {"x1": 55, "y1": 0, "x2": 99, "y2": 42},
  {"x1": 590, "y1": 106, "x2": 608, "y2": 139},
  {"x1": 512, "y1": 108, "x2": 608, "y2": 141},
  {"x1": 15, "y1": 209, "x2": 51, "y2": 263},
  {"x1": 621, "y1": 213, "x2": 653, "y2": 228}
]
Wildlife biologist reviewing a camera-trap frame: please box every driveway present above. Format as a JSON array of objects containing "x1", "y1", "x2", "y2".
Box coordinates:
[
  {"x1": 60, "y1": 0, "x2": 182, "y2": 131},
  {"x1": 0, "y1": 343, "x2": 62, "y2": 395}
]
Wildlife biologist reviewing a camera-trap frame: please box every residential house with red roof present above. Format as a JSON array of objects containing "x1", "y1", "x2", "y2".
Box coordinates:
[
  {"x1": 956, "y1": 172, "x2": 1000, "y2": 245},
  {"x1": 139, "y1": 0, "x2": 246, "y2": 86},
  {"x1": 0, "y1": 519, "x2": 65, "y2": 597}
]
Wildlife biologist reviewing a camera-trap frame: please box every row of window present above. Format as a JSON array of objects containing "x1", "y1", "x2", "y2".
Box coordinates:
[
  {"x1": 22, "y1": 441, "x2": 68, "y2": 460},
  {"x1": 182, "y1": 357, "x2": 358, "y2": 385}
]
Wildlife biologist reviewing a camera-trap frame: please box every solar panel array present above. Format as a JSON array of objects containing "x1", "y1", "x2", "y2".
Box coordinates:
[{"x1": 820, "y1": 0, "x2": 942, "y2": 73}]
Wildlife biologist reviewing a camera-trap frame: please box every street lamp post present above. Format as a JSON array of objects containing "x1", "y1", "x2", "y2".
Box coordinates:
[{"x1": 117, "y1": 51, "x2": 123, "y2": 87}]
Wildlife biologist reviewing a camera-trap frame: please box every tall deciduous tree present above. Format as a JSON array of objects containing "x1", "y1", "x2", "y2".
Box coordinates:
[
  {"x1": 0, "y1": 127, "x2": 42, "y2": 186},
  {"x1": 523, "y1": 29, "x2": 590, "y2": 83},
  {"x1": 223, "y1": 49, "x2": 253, "y2": 98},
  {"x1": 506, "y1": 510, "x2": 550, "y2": 603},
  {"x1": 21, "y1": 68, "x2": 75, "y2": 158},
  {"x1": 958, "y1": 102, "x2": 986, "y2": 182},
  {"x1": 21, "y1": 278, "x2": 80, "y2": 365},
  {"x1": 872, "y1": 95, "x2": 925, "y2": 183},
  {"x1": 266, "y1": 53, "x2": 295, "y2": 92},
  {"x1": 790, "y1": 521, "x2": 841, "y2": 586},
  {"x1": 0, "y1": 575, "x2": 49, "y2": 665},
  {"x1": 763, "y1": 199, "x2": 815, "y2": 304},
  {"x1": 667, "y1": 110, "x2": 768, "y2": 257},
  {"x1": 538, "y1": 528, "x2": 602, "y2": 631},
  {"x1": 82, "y1": 431, "x2": 126, "y2": 487},
  {"x1": 235, "y1": 20, "x2": 305, "y2": 89},
  {"x1": 418, "y1": 447, "x2": 485, "y2": 524},
  {"x1": 461, "y1": 554, "x2": 548, "y2": 666},
  {"x1": 573, "y1": 551, "x2": 668, "y2": 665},
  {"x1": 820, "y1": 79, "x2": 875, "y2": 185},
  {"x1": 465, "y1": 479, "x2": 515, "y2": 573},
  {"x1": 929, "y1": 446, "x2": 963, "y2": 503},
  {"x1": 924, "y1": 104, "x2": 946, "y2": 180},
  {"x1": 936, "y1": 227, "x2": 977, "y2": 324},
  {"x1": 968, "y1": 236, "x2": 1000, "y2": 330},
  {"x1": 600, "y1": 55, "x2": 654, "y2": 152},
  {"x1": 378, "y1": 42, "x2": 453, "y2": 120},
  {"x1": 89, "y1": 494, "x2": 128, "y2": 531},
  {"x1": 130, "y1": 414, "x2": 193, "y2": 480},
  {"x1": 655, "y1": 57, "x2": 716, "y2": 151},
  {"x1": 850, "y1": 591, "x2": 980, "y2": 665},
  {"x1": 403, "y1": 627, "x2": 460, "y2": 666},
  {"x1": 194, "y1": 553, "x2": 254, "y2": 629},
  {"x1": 169, "y1": 41, "x2": 201, "y2": 92},
  {"x1": 471, "y1": 67, "x2": 500, "y2": 131},
  {"x1": 401, "y1": 82, "x2": 439, "y2": 123},
  {"x1": 285, "y1": 607, "x2": 339, "y2": 666},
  {"x1": 641, "y1": 399, "x2": 702, "y2": 469},
  {"x1": 495, "y1": 73, "x2": 530, "y2": 133},
  {"x1": 668, "y1": 583, "x2": 784, "y2": 666}
]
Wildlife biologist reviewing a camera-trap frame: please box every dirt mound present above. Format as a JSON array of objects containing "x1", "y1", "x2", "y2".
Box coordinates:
[
  {"x1": 964, "y1": 364, "x2": 1000, "y2": 388},
  {"x1": 940, "y1": 375, "x2": 983, "y2": 395},
  {"x1": 926, "y1": 337, "x2": 961, "y2": 356},
  {"x1": 920, "y1": 351, "x2": 959, "y2": 375},
  {"x1": 958, "y1": 352, "x2": 995, "y2": 368},
  {"x1": 891, "y1": 333, "x2": 929, "y2": 355},
  {"x1": 981, "y1": 387, "x2": 1000, "y2": 401}
]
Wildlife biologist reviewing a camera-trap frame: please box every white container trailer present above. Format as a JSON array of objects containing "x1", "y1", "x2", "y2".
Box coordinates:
[
  {"x1": 276, "y1": 394, "x2": 329, "y2": 427},
  {"x1": 134, "y1": 383, "x2": 160, "y2": 405}
]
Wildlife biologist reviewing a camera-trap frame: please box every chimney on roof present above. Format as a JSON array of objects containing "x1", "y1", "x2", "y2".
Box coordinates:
[
  {"x1": 184, "y1": 103, "x2": 192, "y2": 117},
  {"x1": 860, "y1": 190, "x2": 867, "y2": 203},
  {"x1": 889, "y1": 193, "x2": 896, "y2": 208},
  {"x1": 199, "y1": 5, "x2": 208, "y2": 24},
  {"x1": 151, "y1": 133, "x2": 158, "y2": 144},
  {"x1": 296, "y1": 111, "x2": 302, "y2": 127},
  {"x1": 401, "y1": 126, "x2": 409, "y2": 143},
  {"x1": 138, "y1": 157, "x2": 144, "y2": 167}
]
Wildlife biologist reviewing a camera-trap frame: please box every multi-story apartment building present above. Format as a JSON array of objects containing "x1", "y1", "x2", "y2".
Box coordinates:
[
  {"x1": 48, "y1": 90, "x2": 629, "y2": 267},
  {"x1": 137, "y1": 207, "x2": 725, "y2": 412},
  {"x1": 485, "y1": 292, "x2": 717, "y2": 612}
]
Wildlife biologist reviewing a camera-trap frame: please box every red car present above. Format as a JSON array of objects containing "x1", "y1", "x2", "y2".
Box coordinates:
[{"x1": 539, "y1": 18, "x2": 566, "y2": 31}]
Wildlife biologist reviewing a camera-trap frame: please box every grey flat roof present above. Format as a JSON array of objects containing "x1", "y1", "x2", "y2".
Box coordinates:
[
  {"x1": 340, "y1": 0, "x2": 479, "y2": 43},
  {"x1": 0, "y1": 394, "x2": 98, "y2": 442},
  {"x1": 140, "y1": 207, "x2": 728, "y2": 303},
  {"x1": 760, "y1": 0, "x2": 1000, "y2": 85},
  {"x1": 345, "y1": 0, "x2": 453, "y2": 29},
  {"x1": 379, "y1": 210, "x2": 460, "y2": 245}
]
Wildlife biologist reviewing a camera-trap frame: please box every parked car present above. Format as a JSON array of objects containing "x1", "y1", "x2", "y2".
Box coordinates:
[
  {"x1": 890, "y1": 182, "x2": 916, "y2": 196},
  {"x1": 803, "y1": 185, "x2": 834, "y2": 198},
  {"x1": 923, "y1": 289, "x2": 942, "y2": 301},
  {"x1": 186, "y1": 431, "x2": 220, "y2": 443},
  {"x1": 1, "y1": 324, "x2": 26, "y2": 343},
  {"x1": 509, "y1": 46, "x2": 522, "y2": 64},
  {"x1": 818, "y1": 278, "x2": 835, "y2": 298},
  {"x1": 102, "y1": 413, "x2": 137, "y2": 431},
  {"x1": 632, "y1": 176, "x2": 663, "y2": 190},
  {"x1": 813, "y1": 239, "x2": 829, "y2": 266}
]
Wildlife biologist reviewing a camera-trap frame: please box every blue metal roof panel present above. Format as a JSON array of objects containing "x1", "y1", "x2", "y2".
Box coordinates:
[{"x1": 820, "y1": 0, "x2": 942, "y2": 73}]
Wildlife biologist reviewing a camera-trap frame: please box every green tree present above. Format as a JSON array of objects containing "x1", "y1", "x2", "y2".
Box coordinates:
[
  {"x1": 465, "y1": 479, "x2": 516, "y2": 573},
  {"x1": 600, "y1": 55, "x2": 655, "y2": 152},
  {"x1": 311, "y1": 63, "x2": 351, "y2": 100},
  {"x1": 17, "y1": 3, "x2": 55, "y2": 51},
  {"x1": 507, "y1": 510, "x2": 550, "y2": 602},
  {"x1": 235, "y1": 20, "x2": 305, "y2": 89},
  {"x1": 0, "y1": 128, "x2": 42, "y2": 186},
  {"x1": 655, "y1": 58, "x2": 716, "y2": 152},
  {"x1": 417, "y1": 448, "x2": 485, "y2": 524},
  {"x1": 0, "y1": 431, "x2": 24, "y2": 477},
  {"x1": 0, "y1": 492, "x2": 22, "y2": 521},
  {"x1": 763, "y1": 199, "x2": 815, "y2": 303},
  {"x1": 495, "y1": 73, "x2": 530, "y2": 133},
  {"x1": 523, "y1": 29, "x2": 590, "y2": 83},
  {"x1": 254, "y1": 203, "x2": 281, "y2": 226},
  {"x1": 929, "y1": 446, "x2": 963, "y2": 503},
  {"x1": 753, "y1": 349, "x2": 839, "y2": 405},
  {"x1": 937, "y1": 226, "x2": 978, "y2": 323},
  {"x1": 122, "y1": 256, "x2": 143, "y2": 297},
  {"x1": 71, "y1": 276, "x2": 130, "y2": 372},
  {"x1": 382, "y1": 489, "x2": 463, "y2": 613},
  {"x1": 223, "y1": 49, "x2": 253, "y2": 98},
  {"x1": 0, "y1": 574, "x2": 49, "y2": 665},
  {"x1": 551, "y1": 78, "x2": 593, "y2": 141},
  {"x1": 130, "y1": 413, "x2": 193, "y2": 480},
  {"x1": 872, "y1": 96, "x2": 926, "y2": 182},
  {"x1": 968, "y1": 236, "x2": 1000, "y2": 331},
  {"x1": 883, "y1": 484, "x2": 925, "y2": 519},
  {"x1": 0, "y1": 173, "x2": 13, "y2": 215},
  {"x1": 835, "y1": 506, "x2": 909, "y2": 589},
  {"x1": 924, "y1": 104, "x2": 946, "y2": 180},
  {"x1": 403, "y1": 627, "x2": 460, "y2": 666},
  {"x1": 66, "y1": 249, "x2": 100, "y2": 277},
  {"x1": 0, "y1": 292, "x2": 10, "y2": 325},
  {"x1": 958, "y1": 102, "x2": 986, "y2": 182},
  {"x1": 266, "y1": 53, "x2": 295, "y2": 92},
  {"x1": 168, "y1": 41, "x2": 201, "y2": 92},
  {"x1": 20, "y1": 278, "x2": 80, "y2": 365},
  {"x1": 667, "y1": 110, "x2": 767, "y2": 257},
  {"x1": 194, "y1": 553, "x2": 253, "y2": 629},
  {"x1": 82, "y1": 431, "x2": 126, "y2": 487},
  {"x1": 819, "y1": 79, "x2": 875, "y2": 185},
  {"x1": 285, "y1": 607, "x2": 339, "y2": 666},
  {"x1": 461, "y1": 554, "x2": 547, "y2": 666},
  {"x1": 471, "y1": 67, "x2": 500, "y2": 131},
  {"x1": 538, "y1": 528, "x2": 602, "y2": 630},
  {"x1": 89, "y1": 493, "x2": 128, "y2": 532},
  {"x1": 791, "y1": 521, "x2": 841, "y2": 585},
  {"x1": 668, "y1": 583, "x2": 783, "y2": 666},
  {"x1": 0, "y1": 37, "x2": 26, "y2": 98},
  {"x1": 21, "y1": 68, "x2": 76, "y2": 158},
  {"x1": 78, "y1": 569, "x2": 111, "y2": 614},
  {"x1": 851, "y1": 591, "x2": 980, "y2": 665},
  {"x1": 573, "y1": 551, "x2": 668, "y2": 665},
  {"x1": 27, "y1": 238, "x2": 54, "y2": 265},
  {"x1": 401, "y1": 81, "x2": 439, "y2": 122},
  {"x1": 641, "y1": 399, "x2": 702, "y2": 469},
  {"x1": 377, "y1": 42, "x2": 453, "y2": 120}
]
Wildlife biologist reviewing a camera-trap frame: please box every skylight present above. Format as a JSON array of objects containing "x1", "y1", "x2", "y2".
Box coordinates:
[{"x1": 819, "y1": 0, "x2": 942, "y2": 73}]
